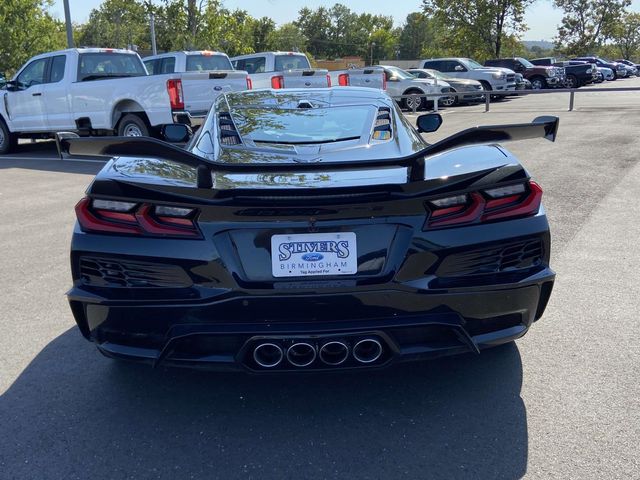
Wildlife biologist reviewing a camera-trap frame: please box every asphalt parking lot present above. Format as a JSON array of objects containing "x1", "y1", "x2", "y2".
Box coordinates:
[{"x1": 1, "y1": 79, "x2": 639, "y2": 479}]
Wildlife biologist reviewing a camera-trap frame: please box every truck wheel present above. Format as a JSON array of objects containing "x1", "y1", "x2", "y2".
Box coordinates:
[
  {"x1": 565, "y1": 74, "x2": 579, "y2": 89},
  {"x1": 0, "y1": 118, "x2": 17, "y2": 155},
  {"x1": 479, "y1": 81, "x2": 499, "y2": 102},
  {"x1": 117, "y1": 114, "x2": 149, "y2": 137},
  {"x1": 530, "y1": 76, "x2": 547, "y2": 90},
  {"x1": 401, "y1": 90, "x2": 426, "y2": 111}
]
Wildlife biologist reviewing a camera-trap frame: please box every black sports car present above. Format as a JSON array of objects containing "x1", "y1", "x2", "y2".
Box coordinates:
[{"x1": 61, "y1": 87, "x2": 557, "y2": 372}]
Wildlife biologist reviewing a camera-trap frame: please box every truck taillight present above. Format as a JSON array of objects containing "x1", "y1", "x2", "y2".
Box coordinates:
[
  {"x1": 166, "y1": 79, "x2": 184, "y2": 110},
  {"x1": 424, "y1": 181, "x2": 543, "y2": 229},
  {"x1": 271, "y1": 75, "x2": 284, "y2": 89},
  {"x1": 246, "y1": 76, "x2": 253, "y2": 90},
  {"x1": 326, "y1": 74, "x2": 332, "y2": 87},
  {"x1": 338, "y1": 73, "x2": 350, "y2": 86},
  {"x1": 75, "y1": 197, "x2": 200, "y2": 238}
]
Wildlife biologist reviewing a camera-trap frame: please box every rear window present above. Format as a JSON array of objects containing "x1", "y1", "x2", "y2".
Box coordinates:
[
  {"x1": 274, "y1": 54, "x2": 310, "y2": 71},
  {"x1": 186, "y1": 54, "x2": 232, "y2": 71},
  {"x1": 78, "y1": 53, "x2": 146, "y2": 81},
  {"x1": 230, "y1": 105, "x2": 374, "y2": 145}
]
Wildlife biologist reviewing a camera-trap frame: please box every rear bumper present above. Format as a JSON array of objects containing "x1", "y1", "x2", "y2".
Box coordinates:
[
  {"x1": 69, "y1": 270, "x2": 555, "y2": 372},
  {"x1": 172, "y1": 110, "x2": 208, "y2": 127}
]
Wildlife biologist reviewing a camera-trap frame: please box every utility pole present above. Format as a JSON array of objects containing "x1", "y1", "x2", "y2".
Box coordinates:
[
  {"x1": 370, "y1": 42, "x2": 376, "y2": 66},
  {"x1": 63, "y1": 0, "x2": 74, "y2": 48},
  {"x1": 150, "y1": 13, "x2": 157, "y2": 55}
]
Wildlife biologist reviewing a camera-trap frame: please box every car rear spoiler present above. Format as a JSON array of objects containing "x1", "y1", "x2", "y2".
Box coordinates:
[{"x1": 56, "y1": 116, "x2": 558, "y2": 188}]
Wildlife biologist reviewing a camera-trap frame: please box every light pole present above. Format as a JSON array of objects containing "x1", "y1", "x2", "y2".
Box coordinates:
[
  {"x1": 370, "y1": 42, "x2": 376, "y2": 66},
  {"x1": 150, "y1": 13, "x2": 157, "y2": 55},
  {"x1": 63, "y1": 0, "x2": 74, "y2": 48}
]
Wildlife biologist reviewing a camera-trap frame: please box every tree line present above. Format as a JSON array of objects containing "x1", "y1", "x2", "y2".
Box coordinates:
[{"x1": 1, "y1": 0, "x2": 639, "y2": 76}]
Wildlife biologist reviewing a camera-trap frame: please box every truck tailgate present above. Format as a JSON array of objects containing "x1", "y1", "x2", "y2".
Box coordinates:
[
  {"x1": 281, "y1": 69, "x2": 330, "y2": 88},
  {"x1": 179, "y1": 71, "x2": 248, "y2": 115},
  {"x1": 331, "y1": 69, "x2": 386, "y2": 89}
]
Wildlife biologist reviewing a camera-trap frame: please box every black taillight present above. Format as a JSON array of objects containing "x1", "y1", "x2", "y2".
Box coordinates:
[
  {"x1": 75, "y1": 198, "x2": 200, "y2": 238},
  {"x1": 424, "y1": 181, "x2": 543, "y2": 229}
]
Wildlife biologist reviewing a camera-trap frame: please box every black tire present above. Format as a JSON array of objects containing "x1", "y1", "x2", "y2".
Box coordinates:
[
  {"x1": 480, "y1": 81, "x2": 502, "y2": 102},
  {"x1": 530, "y1": 76, "x2": 547, "y2": 90},
  {"x1": 0, "y1": 117, "x2": 17, "y2": 155},
  {"x1": 401, "y1": 90, "x2": 426, "y2": 111},
  {"x1": 439, "y1": 89, "x2": 457, "y2": 107},
  {"x1": 117, "y1": 114, "x2": 150, "y2": 137},
  {"x1": 565, "y1": 74, "x2": 579, "y2": 89}
]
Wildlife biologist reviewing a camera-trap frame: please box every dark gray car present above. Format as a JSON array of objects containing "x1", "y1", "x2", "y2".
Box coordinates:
[{"x1": 407, "y1": 69, "x2": 484, "y2": 106}]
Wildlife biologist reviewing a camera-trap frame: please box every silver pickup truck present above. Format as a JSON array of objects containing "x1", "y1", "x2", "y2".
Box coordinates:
[
  {"x1": 231, "y1": 51, "x2": 330, "y2": 89},
  {"x1": 328, "y1": 67, "x2": 386, "y2": 90},
  {"x1": 418, "y1": 58, "x2": 517, "y2": 93},
  {"x1": 143, "y1": 50, "x2": 250, "y2": 126}
]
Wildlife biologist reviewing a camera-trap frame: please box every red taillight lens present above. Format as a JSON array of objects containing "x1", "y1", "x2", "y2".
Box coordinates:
[
  {"x1": 76, "y1": 198, "x2": 200, "y2": 238},
  {"x1": 75, "y1": 198, "x2": 142, "y2": 235},
  {"x1": 338, "y1": 73, "x2": 350, "y2": 86},
  {"x1": 246, "y1": 76, "x2": 253, "y2": 90},
  {"x1": 326, "y1": 73, "x2": 332, "y2": 87},
  {"x1": 424, "y1": 181, "x2": 543, "y2": 229},
  {"x1": 482, "y1": 181, "x2": 543, "y2": 222},
  {"x1": 166, "y1": 79, "x2": 184, "y2": 110},
  {"x1": 271, "y1": 75, "x2": 284, "y2": 89}
]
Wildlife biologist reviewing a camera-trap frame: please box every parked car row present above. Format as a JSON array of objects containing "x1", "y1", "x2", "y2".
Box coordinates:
[{"x1": 1, "y1": 47, "x2": 638, "y2": 154}]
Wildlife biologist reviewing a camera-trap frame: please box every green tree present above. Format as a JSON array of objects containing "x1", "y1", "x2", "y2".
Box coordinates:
[
  {"x1": 77, "y1": 0, "x2": 150, "y2": 50},
  {"x1": 295, "y1": 7, "x2": 332, "y2": 57},
  {"x1": 252, "y1": 16, "x2": 276, "y2": 52},
  {"x1": 554, "y1": 0, "x2": 631, "y2": 55},
  {"x1": 398, "y1": 13, "x2": 435, "y2": 60},
  {"x1": 0, "y1": 0, "x2": 67, "y2": 75},
  {"x1": 610, "y1": 11, "x2": 640, "y2": 59},
  {"x1": 422, "y1": 0, "x2": 534, "y2": 59},
  {"x1": 267, "y1": 23, "x2": 308, "y2": 52}
]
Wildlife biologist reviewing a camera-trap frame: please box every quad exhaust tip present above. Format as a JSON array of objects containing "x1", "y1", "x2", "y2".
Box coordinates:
[
  {"x1": 253, "y1": 343, "x2": 284, "y2": 368},
  {"x1": 353, "y1": 338, "x2": 383, "y2": 364},
  {"x1": 319, "y1": 341, "x2": 349, "y2": 366},
  {"x1": 286, "y1": 342, "x2": 317, "y2": 367}
]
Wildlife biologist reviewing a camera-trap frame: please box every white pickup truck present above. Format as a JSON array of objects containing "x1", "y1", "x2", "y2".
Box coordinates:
[
  {"x1": 142, "y1": 50, "x2": 250, "y2": 125},
  {"x1": 230, "y1": 51, "x2": 330, "y2": 89},
  {"x1": 0, "y1": 48, "x2": 247, "y2": 154},
  {"x1": 418, "y1": 58, "x2": 517, "y2": 92}
]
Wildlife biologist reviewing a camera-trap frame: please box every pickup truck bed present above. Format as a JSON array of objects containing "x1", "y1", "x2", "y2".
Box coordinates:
[{"x1": 0, "y1": 48, "x2": 242, "y2": 154}]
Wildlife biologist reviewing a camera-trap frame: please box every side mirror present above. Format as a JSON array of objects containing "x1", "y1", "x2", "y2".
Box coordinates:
[
  {"x1": 454, "y1": 65, "x2": 465, "y2": 72},
  {"x1": 5, "y1": 80, "x2": 18, "y2": 92},
  {"x1": 416, "y1": 113, "x2": 443, "y2": 133},
  {"x1": 161, "y1": 123, "x2": 192, "y2": 143}
]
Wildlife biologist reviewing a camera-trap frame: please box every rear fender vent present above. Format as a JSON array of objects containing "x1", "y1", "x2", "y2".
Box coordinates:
[
  {"x1": 436, "y1": 239, "x2": 544, "y2": 278},
  {"x1": 372, "y1": 107, "x2": 392, "y2": 143},
  {"x1": 218, "y1": 112, "x2": 241, "y2": 145},
  {"x1": 79, "y1": 257, "x2": 192, "y2": 288}
]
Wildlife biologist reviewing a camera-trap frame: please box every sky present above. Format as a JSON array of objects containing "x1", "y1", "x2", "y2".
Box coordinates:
[{"x1": 50, "y1": 0, "x2": 640, "y2": 42}]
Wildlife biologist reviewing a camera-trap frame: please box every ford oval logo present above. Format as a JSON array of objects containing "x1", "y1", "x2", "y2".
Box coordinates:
[
  {"x1": 213, "y1": 86, "x2": 223, "y2": 91},
  {"x1": 305, "y1": 81, "x2": 311, "y2": 86},
  {"x1": 302, "y1": 253, "x2": 324, "y2": 261}
]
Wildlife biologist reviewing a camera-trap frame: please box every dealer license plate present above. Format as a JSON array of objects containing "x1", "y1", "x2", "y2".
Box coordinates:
[{"x1": 271, "y1": 232, "x2": 358, "y2": 278}]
